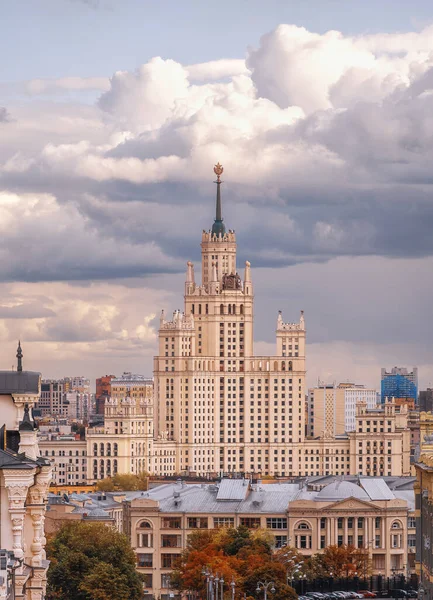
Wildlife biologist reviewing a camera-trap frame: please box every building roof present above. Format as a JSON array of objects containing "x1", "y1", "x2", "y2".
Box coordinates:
[
  {"x1": 0, "y1": 371, "x2": 40, "y2": 395},
  {"x1": 0, "y1": 448, "x2": 40, "y2": 470},
  {"x1": 360, "y1": 478, "x2": 396, "y2": 500},
  {"x1": 216, "y1": 478, "x2": 249, "y2": 501},
  {"x1": 111, "y1": 372, "x2": 152, "y2": 385},
  {"x1": 315, "y1": 480, "x2": 369, "y2": 502}
]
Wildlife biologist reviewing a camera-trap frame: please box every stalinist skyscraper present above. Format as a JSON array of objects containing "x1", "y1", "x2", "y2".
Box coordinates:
[{"x1": 154, "y1": 163, "x2": 306, "y2": 476}]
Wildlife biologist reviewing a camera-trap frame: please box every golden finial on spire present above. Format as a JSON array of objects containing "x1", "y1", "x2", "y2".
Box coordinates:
[{"x1": 213, "y1": 162, "x2": 224, "y2": 182}]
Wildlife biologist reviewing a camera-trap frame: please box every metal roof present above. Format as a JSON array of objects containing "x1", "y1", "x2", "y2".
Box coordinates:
[
  {"x1": 0, "y1": 371, "x2": 40, "y2": 395},
  {"x1": 217, "y1": 479, "x2": 249, "y2": 501},
  {"x1": 315, "y1": 481, "x2": 369, "y2": 502},
  {"x1": 360, "y1": 478, "x2": 395, "y2": 500},
  {"x1": 393, "y1": 490, "x2": 415, "y2": 512}
]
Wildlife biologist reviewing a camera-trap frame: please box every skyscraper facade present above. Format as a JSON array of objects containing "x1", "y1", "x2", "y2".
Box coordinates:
[
  {"x1": 381, "y1": 367, "x2": 418, "y2": 404},
  {"x1": 153, "y1": 164, "x2": 306, "y2": 476}
]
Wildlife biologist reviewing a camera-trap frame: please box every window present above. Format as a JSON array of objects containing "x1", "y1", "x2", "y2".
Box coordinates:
[
  {"x1": 320, "y1": 535, "x2": 326, "y2": 549},
  {"x1": 187, "y1": 517, "x2": 208, "y2": 529},
  {"x1": 137, "y1": 533, "x2": 153, "y2": 548},
  {"x1": 267, "y1": 518, "x2": 287, "y2": 530},
  {"x1": 391, "y1": 520, "x2": 402, "y2": 529},
  {"x1": 240, "y1": 517, "x2": 261, "y2": 529},
  {"x1": 337, "y1": 517, "x2": 343, "y2": 529},
  {"x1": 161, "y1": 574, "x2": 171, "y2": 588},
  {"x1": 137, "y1": 553, "x2": 153, "y2": 568},
  {"x1": 161, "y1": 554, "x2": 180, "y2": 569},
  {"x1": 320, "y1": 517, "x2": 326, "y2": 530},
  {"x1": 338, "y1": 535, "x2": 343, "y2": 547},
  {"x1": 296, "y1": 522, "x2": 311, "y2": 530},
  {"x1": 408, "y1": 534, "x2": 416, "y2": 548},
  {"x1": 347, "y1": 518, "x2": 353, "y2": 529},
  {"x1": 357, "y1": 517, "x2": 364, "y2": 528},
  {"x1": 139, "y1": 521, "x2": 152, "y2": 529},
  {"x1": 408, "y1": 517, "x2": 416, "y2": 528},
  {"x1": 162, "y1": 518, "x2": 181, "y2": 529},
  {"x1": 161, "y1": 535, "x2": 181, "y2": 548},
  {"x1": 375, "y1": 535, "x2": 381, "y2": 548},
  {"x1": 391, "y1": 534, "x2": 401, "y2": 548},
  {"x1": 213, "y1": 517, "x2": 234, "y2": 529},
  {"x1": 375, "y1": 517, "x2": 381, "y2": 529},
  {"x1": 274, "y1": 535, "x2": 288, "y2": 548},
  {"x1": 296, "y1": 535, "x2": 310, "y2": 549}
]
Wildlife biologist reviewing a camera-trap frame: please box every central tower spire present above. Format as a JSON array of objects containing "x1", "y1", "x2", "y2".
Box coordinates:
[{"x1": 211, "y1": 162, "x2": 226, "y2": 237}]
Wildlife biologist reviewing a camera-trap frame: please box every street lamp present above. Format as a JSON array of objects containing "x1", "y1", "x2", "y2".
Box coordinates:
[
  {"x1": 231, "y1": 579, "x2": 236, "y2": 600},
  {"x1": 256, "y1": 581, "x2": 276, "y2": 600}
]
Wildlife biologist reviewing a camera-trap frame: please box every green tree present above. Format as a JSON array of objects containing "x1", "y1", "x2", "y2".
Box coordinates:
[
  {"x1": 95, "y1": 472, "x2": 149, "y2": 492},
  {"x1": 46, "y1": 521, "x2": 143, "y2": 600}
]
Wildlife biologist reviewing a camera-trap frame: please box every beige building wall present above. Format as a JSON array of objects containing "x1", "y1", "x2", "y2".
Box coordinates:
[
  {"x1": 310, "y1": 385, "x2": 346, "y2": 438},
  {"x1": 288, "y1": 496, "x2": 408, "y2": 576},
  {"x1": 39, "y1": 438, "x2": 87, "y2": 485},
  {"x1": 86, "y1": 397, "x2": 155, "y2": 482}
]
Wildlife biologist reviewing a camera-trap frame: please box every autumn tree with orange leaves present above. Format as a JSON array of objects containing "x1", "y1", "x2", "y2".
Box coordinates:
[{"x1": 171, "y1": 526, "x2": 297, "y2": 600}]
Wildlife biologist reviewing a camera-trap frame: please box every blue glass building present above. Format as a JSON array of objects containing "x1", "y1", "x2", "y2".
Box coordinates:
[{"x1": 380, "y1": 367, "x2": 418, "y2": 404}]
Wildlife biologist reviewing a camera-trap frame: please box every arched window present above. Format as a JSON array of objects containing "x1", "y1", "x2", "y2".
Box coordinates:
[
  {"x1": 240, "y1": 304, "x2": 244, "y2": 315},
  {"x1": 206, "y1": 304, "x2": 209, "y2": 315},
  {"x1": 228, "y1": 304, "x2": 232, "y2": 314},
  {"x1": 139, "y1": 521, "x2": 152, "y2": 529},
  {"x1": 107, "y1": 443, "x2": 111, "y2": 456},
  {"x1": 100, "y1": 443, "x2": 104, "y2": 456},
  {"x1": 274, "y1": 361, "x2": 278, "y2": 371},
  {"x1": 114, "y1": 443, "x2": 118, "y2": 457},
  {"x1": 220, "y1": 304, "x2": 224, "y2": 315},
  {"x1": 191, "y1": 304, "x2": 195, "y2": 314},
  {"x1": 296, "y1": 522, "x2": 311, "y2": 530},
  {"x1": 282, "y1": 361, "x2": 286, "y2": 371},
  {"x1": 199, "y1": 304, "x2": 202, "y2": 315},
  {"x1": 232, "y1": 304, "x2": 236, "y2": 315},
  {"x1": 113, "y1": 459, "x2": 118, "y2": 474},
  {"x1": 391, "y1": 520, "x2": 403, "y2": 529},
  {"x1": 288, "y1": 361, "x2": 293, "y2": 371},
  {"x1": 93, "y1": 443, "x2": 97, "y2": 456}
]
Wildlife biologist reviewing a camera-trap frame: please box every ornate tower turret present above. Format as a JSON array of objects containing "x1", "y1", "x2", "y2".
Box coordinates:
[{"x1": 201, "y1": 163, "x2": 237, "y2": 287}]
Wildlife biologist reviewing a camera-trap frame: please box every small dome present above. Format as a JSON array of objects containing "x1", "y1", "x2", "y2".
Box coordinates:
[
  {"x1": 212, "y1": 220, "x2": 226, "y2": 237},
  {"x1": 316, "y1": 481, "x2": 369, "y2": 502}
]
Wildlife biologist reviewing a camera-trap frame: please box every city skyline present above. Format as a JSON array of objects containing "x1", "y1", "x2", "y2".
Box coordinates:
[{"x1": 2, "y1": 2, "x2": 433, "y2": 388}]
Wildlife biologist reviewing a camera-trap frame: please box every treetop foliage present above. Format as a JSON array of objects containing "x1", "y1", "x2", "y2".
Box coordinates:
[{"x1": 46, "y1": 521, "x2": 143, "y2": 600}]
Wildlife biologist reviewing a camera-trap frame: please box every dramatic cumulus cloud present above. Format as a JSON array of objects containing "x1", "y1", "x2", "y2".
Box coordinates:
[{"x1": 2, "y1": 23, "x2": 433, "y2": 384}]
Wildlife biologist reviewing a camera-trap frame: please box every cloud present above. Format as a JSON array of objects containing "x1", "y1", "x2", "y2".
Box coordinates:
[
  {"x1": 2, "y1": 23, "x2": 433, "y2": 383},
  {"x1": 25, "y1": 77, "x2": 110, "y2": 95},
  {"x1": 0, "y1": 107, "x2": 11, "y2": 122}
]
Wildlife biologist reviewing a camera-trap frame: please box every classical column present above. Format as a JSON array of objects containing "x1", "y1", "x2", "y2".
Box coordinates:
[
  {"x1": 344, "y1": 517, "x2": 348, "y2": 545},
  {"x1": 3, "y1": 471, "x2": 34, "y2": 561}
]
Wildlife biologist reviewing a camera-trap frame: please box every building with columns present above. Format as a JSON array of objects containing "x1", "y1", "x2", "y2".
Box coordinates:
[
  {"x1": 123, "y1": 476, "x2": 414, "y2": 600},
  {"x1": 0, "y1": 343, "x2": 52, "y2": 600}
]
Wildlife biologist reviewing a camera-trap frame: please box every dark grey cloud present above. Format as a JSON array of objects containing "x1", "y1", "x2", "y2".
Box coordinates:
[{"x1": 0, "y1": 107, "x2": 11, "y2": 122}]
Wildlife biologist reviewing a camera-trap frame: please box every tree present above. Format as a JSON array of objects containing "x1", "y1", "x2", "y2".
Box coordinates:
[
  {"x1": 171, "y1": 526, "x2": 297, "y2": 600},
  {"x1": 306, "y1": 545, "x2": 371, "y2": 579},
  {"x1": 46, "y1": 521, "x2": 143, "y2": 600},
  {"x1": 95, "y1": 472, "x2": 149, "y2": 492}
]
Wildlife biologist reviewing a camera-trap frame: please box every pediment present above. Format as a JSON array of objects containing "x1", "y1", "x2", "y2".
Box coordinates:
[{"x1": 321, "y1": 497, "x2": 380, "y2": 511}]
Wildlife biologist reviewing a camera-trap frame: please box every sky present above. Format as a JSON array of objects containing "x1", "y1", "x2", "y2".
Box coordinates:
[{"x1": 2, "y1": 0, "x2": 433, "y2": 390}]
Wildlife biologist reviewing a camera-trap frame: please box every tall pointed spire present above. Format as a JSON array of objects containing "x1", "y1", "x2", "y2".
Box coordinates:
[
  {"x1": 211, "y1": 162, "x2": 226, "y2": 237},
  {"x1": 16, "y1": 340, "x2": 23, "y2": 372}
]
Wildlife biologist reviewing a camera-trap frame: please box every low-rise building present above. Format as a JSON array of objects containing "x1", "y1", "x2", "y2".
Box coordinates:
[
  {"x1": 122, "y1": 476, "x2": 415, "y2": 600},
  {"x1": 45, "y1": 491, "x2": 124, "y2": 534}
]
